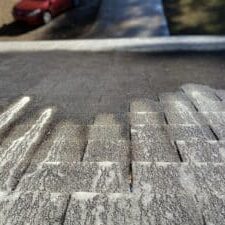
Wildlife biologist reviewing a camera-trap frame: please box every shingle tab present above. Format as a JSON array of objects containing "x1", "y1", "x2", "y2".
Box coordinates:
[
  {"x1": 83, "y1": 140, "x2": 130, "y2": 163},
  {"x1": 0, "y1": 191, "x2": 69, "y2": 225},
  {"x1": 133, "y1": 162, "x2": 225, "y2": 195},
  {"x1": 132, "y1": 162, "x2": 190, "y2": 194},
  {"x1": 216, "y1": 90, "x2": 225, "y2": 101},
  {"x1": 129, "y1": 112, "x2": 165, "y2": 125},
  {"x1": 168, "y1": 125, "x2": 216, "y2": 140},
  {"x1": 64, "y1": 193, "x2": 203, "y2": 225},
  {"x1": 131, "y1": 125, "x2": 215, "y2": 142},
  {"x1": 138, "y1": 193, "x2": 203, "y2": 225},
  {"x1": 191, "y1": 163, "x2": 225, "y2": 196},
  {"x1": 201, "y1": 112, "x2": 225, "y2": 125},
  {"x1": 210, "y1": 124, "x2": 225, "y2": 140},
  {"x1": 130, "y1": 99, "x2": 162, "y2": 112},
  {"x1": 131, "y1": 125, "x2": 170, "y2": 142},
  {"x1": 31, "y1": 122, "x2": 86, "y2": 163},
  {"x1": 17, "y1": 162, "x2": 129, "y2": 193},
  {"x1": 165, "y1": 111, "x2": 205, "y2": 125},
  {"x1": 194, "y1": 101, "x2": 225, "y2": 112},
  {"x1": 132, "y1": 140, "x2": 180, "y2": 162},
  {"x1": 0, "y1": 97, "x2": 30, "y2": 137},
  {"x1": 200, "y1": 194, "x2": 225, "y2": 225},
  {"x1": 0, "y1": 108, "x2": 53, "y2": 191},
  {"x1": 64, "y1": 193, "x2": 137, "y2": 225},
  {"x1": 88, "y1": 125, "x2": 128, "y2": 140},
  {"x1": 176, "y1": 140, "x2": 225, "y2": 162},
  {"x1": 159, "y1": 91, "x2": 190, "y2": 102}
]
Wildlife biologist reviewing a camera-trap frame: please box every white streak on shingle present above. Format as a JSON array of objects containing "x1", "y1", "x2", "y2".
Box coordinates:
[{"x1": 0, "y1": 97, "x2": 30, "y2": 133}]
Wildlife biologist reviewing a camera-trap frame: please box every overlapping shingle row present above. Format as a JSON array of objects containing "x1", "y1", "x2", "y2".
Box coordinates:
[{"x1": 0, "y1": 84, "x2": 225, "y2": 224}]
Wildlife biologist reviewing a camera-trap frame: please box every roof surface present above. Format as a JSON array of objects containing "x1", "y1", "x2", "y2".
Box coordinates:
[{"x1": 0, "y1": 51, "x2": 225, "y2": 224}]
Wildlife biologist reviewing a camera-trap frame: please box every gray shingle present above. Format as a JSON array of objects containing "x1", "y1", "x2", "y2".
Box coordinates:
[
  {"x1": 138, "y1": 193, "x2": 203, "y2": 225},
  {"x1": 163, "y1": 100, "x2": 197, "y2": 112},
  {"x1": 132, "y1": 162, "x2": 190, "y2": 194},
  {"x1": 31, "y1": 122, "x2": 86, "y2": 163},
  {"x1": 165, "y1": 111, "x2": 205, "y2": 125},
  {"x1": 64, "y1": 193, "x2": 137, "y2": 225},
  {"x1": 0, "y1": 191, "x2": 69, "y2": 225},
  {"x1": 132, "y1": 140, "x2": 180, "y2": 162},
  {"x1": 194, "y1": 101, "x2": 225, "y2": 112},
  {"x1": 168, "y1": 125, "x2": 216, "y2": 141},
  {"x1": 190, "y1": 163, "x2": 225, "y2": 196},
  {"x1": 210, "y1": 124, "x2": 225, "y2": 140},
  {"x1": 159, "y1": 91, "x2": 190, "y2": 102},
  {"x1": 88, "y1": 125, "x2": 128, "y2": 140},
  {"x1": 130, "y1": 112, "x2": 165, "y2": 125},
  {"x1": 133, "y1": 162, "x2": 225, "y2": 195},
  {"x1": 199, "y1": 194, "x2": 225, "y2": 225},
  {"x1": 0, "y1": 97, "x2": 30, "y2": 137},
  {"x1": 216, "y1": 90, "x2": 225, "y2": 101},
  {"x1": 130, "y1": 99, "x2": 162, "y2": 112},
  {"x1": 17, "y1": 162, "x2": 129, "y2": 193},
  {"x1": 181, "y1": 84, "x2": 217, "y2": 99},
  {"x1": 64, "y1": 193, "x2": 203, "y2": 225},
  {"x1": 131, "y1": 125, "x2": 215, "y2": 142},
  {"x1": 201, "y1": 112, "x2": 225, "y2": 125},
  {"x1": 0, "y1": 109, "x2": 53, "y2": 191},
  {"x1": 176, "y1": 140, "x2": 225, "y2": 162},
  {"x1": 83, "y1": 140, "x2": 130, "y2": 163}
]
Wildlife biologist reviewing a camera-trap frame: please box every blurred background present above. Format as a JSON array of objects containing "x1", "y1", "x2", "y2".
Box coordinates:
[
  {"x1": 0, "y1": 0, "x2": 225, "y2": 41},
  {"x1": 165, "y1": 0, "x2": 225, "y2": 35}
]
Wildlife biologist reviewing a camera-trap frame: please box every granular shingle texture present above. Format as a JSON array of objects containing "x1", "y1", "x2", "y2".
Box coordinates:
[{"x1": 0, "y1": 84, "x2": 224, "y2": 223}]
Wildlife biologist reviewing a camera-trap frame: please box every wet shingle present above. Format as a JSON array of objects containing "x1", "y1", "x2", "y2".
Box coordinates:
[
  {"x1": 0, "y1": 191, "x2": 69, "y2": 225},
  {"x1": 17, "y1": 162, "x2": 129, "y2": 193},
  {"x1": 83, "y1": 140, "x2": 130, "y2": 163},
  {"x1": 176, "y1": 140, "x2": 225, "y2": 162},
  {"x1": 199, "y1": 194, "x2": 225, "y2": 225},
  {"x1": 132, "y1": 140, "x2": 180, "y2": 162}
]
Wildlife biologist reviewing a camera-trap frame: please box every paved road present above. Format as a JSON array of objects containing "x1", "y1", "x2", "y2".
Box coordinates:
[
  {"x1": 0, "y1": 51, "x2": 225, "y2": 223},
  {"x1": 86, "y1": 0, "x2": 169, "y2": 37}
]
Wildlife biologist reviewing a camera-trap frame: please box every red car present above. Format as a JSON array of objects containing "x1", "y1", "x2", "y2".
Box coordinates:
[{"x1": 13, "y1": 0, "x2": 73, "y2": 25}]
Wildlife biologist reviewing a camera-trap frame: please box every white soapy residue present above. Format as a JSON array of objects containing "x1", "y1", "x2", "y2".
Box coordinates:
[
  {"x1": 191, "y1": 91, "x2": 210, "y2": 106},
  {"x1": 173, "y1": 101, "x2": 200, "y2": 125},
  {"x1": 0, "y1": 108, "x2": 52, "y2": 190},
  {"x1": 98, "y1": 161, "x2": 114, "y2": 167},
  {"x1": 0, "y1": 96, "x2": 30, "y2": 131},
  {"x1": 219, "y1": 146, "x2": 225, "y2": 161},
  {"x1": 179, "y1": 165, "x2": 197, "y2": 195},
  {"x1": 73, "y1": 192, "x2": 98, "y2": 200}
]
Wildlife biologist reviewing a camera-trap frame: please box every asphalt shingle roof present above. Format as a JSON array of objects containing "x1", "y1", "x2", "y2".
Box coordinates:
[{"x1": 0, "y1": 83, "x2": 225, "y2": 224}]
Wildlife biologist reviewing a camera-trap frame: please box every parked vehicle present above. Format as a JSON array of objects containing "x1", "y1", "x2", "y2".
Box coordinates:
[{"x1": 13, "y1": 0, "x2": 74, "y2": 25}]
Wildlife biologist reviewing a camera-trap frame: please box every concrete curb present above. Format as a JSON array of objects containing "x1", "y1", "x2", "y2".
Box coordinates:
[{"x1": 1, "y1": 36, "x2": 225, "y2": 52}]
